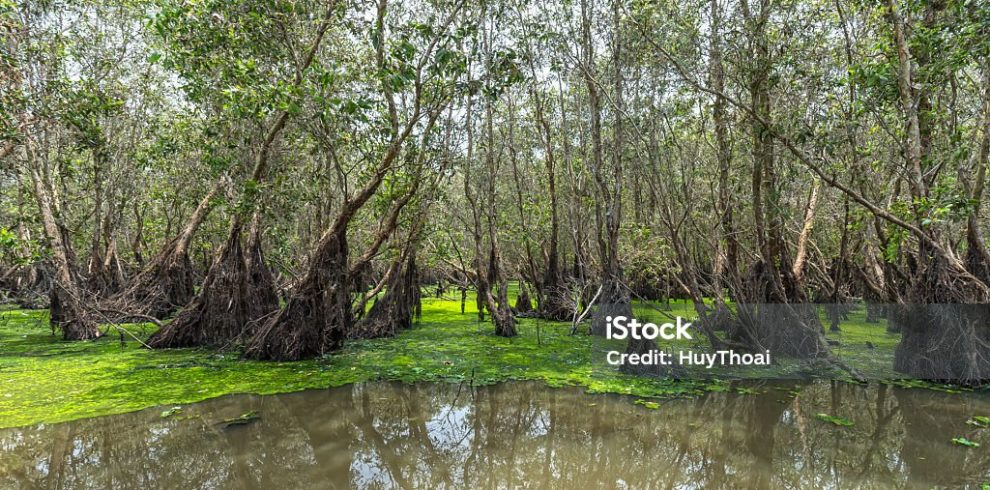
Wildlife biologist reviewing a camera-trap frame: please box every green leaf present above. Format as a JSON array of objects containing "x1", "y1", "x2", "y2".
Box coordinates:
[
  {"x1": 815, "y1": 413, "x2": 854, "y2": 427},
  {"x1": 967, "y1": 416, "x2": 990, "y2": 428},
  {"x1": 634, "y1": 399, "x2": 660, "y2": 410},
  {"x1": 952, "y1": 437, "x2": 980, "y2": 448},
  {"x1": 160, "y1": 406, "x2": 182, "y2": 418}
]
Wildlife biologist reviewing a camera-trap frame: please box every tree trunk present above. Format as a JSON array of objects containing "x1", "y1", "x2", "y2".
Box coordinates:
[
  {"x1": 26, "y1": 144, "x2": 101, "y2": 340},
  {"x1": 524, "y1": 52, "x2": 571, "y2": 322},
  {"x1": 730, "y1": 0, "x2": 829, "y2": 359},
  {"x1": 792, "y1": 182, "x2": 819, "y2": 282},
  {"x1": 149, "y1": 5, "x2": 335, "y2": 347},
  {"x1": 709, "y1": 0, "x2": 738, "y2": 303},
  {"x1": 108, "y1": 179, "x2": 220, "y2": 318},
  {"x1": 964, "y1": 68, "x2": 990, "y2": 283},
  {"x1": 244, "y1": 228, "x2": 349, "y2": 360},
  {"x1": 147, "y1": 222, "x2": 256, "y2": 348},
  {"x1": 85, "y1": 145, "x2": 110, "y2": 294},
  {"x1": 352, "y1": 248, "x2": 421, "y2": 339},
  {"x1": 478, "y1": 14, "x2": 516, "y2": 338},
  {"x1": 514, "y1": 282, "x2": 533, "y2": 315},
  {"x1": 583, "y1": 0, "x2": 632, "y2": 342},
  {"x1": 245, "y1": 59, "x2": 437, "y2": 359}
]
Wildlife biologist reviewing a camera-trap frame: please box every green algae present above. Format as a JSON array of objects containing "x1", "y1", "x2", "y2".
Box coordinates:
[
  {"x1": 633, "y1": 399, "x2": 660, "y2": 409},
  {"x1": 0, "y1": 293, "x2": 926, "y2": 429},
  {"x1": 0, "y1": 297, "x2": 711, "y2": 428}
]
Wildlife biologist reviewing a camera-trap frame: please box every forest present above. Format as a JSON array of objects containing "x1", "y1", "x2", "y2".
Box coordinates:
[
  {"x1": 4, "y1": 0, "x2": 990, "y2": 487},
  {"x1": 3, "y1": 0, "x2": 990, "y2": 411}
]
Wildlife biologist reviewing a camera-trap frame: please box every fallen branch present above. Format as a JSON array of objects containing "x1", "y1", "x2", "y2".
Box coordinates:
[
  {"x1": 570, "y1": 285, "x2": 602, "y2": 335},
  {"x1": 98, "y1": 308, "x2": 163, "y2": 328}
]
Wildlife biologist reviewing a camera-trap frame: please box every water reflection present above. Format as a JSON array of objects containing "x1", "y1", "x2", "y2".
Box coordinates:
[{"x1": 1, "y1": 381, "x2": 989, "y2": 489}]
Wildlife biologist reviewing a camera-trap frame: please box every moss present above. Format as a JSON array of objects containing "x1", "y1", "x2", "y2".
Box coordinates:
[{"x1": 0, "y1": 294, "x2": 937, "y2": 429}]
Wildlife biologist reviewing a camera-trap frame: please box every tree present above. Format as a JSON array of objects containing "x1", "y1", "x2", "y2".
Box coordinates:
[
  {"x1": 149, "y1": 0, "x2": 338, "y2": 348},
  {"x1": 245, "y1": 0, "x2": 467, "y2": 359}
]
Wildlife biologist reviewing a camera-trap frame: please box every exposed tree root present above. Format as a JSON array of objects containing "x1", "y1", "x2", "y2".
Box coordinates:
[
  {"x1": 728, "y1": 261, "x2": 830, "y2": 359},
  {"x1": 107, "y1": 242, "x2": 198, "y2": 319},
  {"x1": 589, "y1": 277, "x2": 683, "y2": 375},
  {"x1": 2, "y1": 262, "x2": 51, "y2": 309},
  {"x1": 106, "y1": 181, "x2": 221, "y2": 319},
  {"x1": 147, "y1": 225, "x2": 262, "y2": 349},
  {"x1": 618, "y1": 335, "x2": 685, "y2": 378},
  {"x1": 492, "y1": 300, "x2": 517, "y2": 337},
  {"x1": 351, "y1": 255, "x2": 420, "y2": 339},
  {"x1": 966, "y1": 244, "x2": 990, "y2": 286},
  {"x1": 590, "y1": 277, "x2": 633, "y2": 336},
  {"x1": 50, "y1": 283, "x2": 102, "y2": 340},
  {"x1": 87, "y1": 242, "x2": 126, "y2": 297},
  {"x1": 893, "y1": 254, "x2": 990, "y2": 383},
  {"x1": 539, "y1": 287, "x2": 573, "y2": 321},
  {"x1": 244, "y1": 230, "x2": 349, "y2": 361},
  {"x1": 246, "y1": 214, "x2": 279, "y2": 321}
]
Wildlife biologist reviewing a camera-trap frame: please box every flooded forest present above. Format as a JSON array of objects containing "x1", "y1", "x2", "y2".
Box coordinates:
[{"x1": 2, "y1": 0, "x2": 990, "y2": 487}]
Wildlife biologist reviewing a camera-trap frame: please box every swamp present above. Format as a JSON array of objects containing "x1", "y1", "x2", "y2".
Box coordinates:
[{"x1": 2, "y1": 0, "x2": 990, "y2": 488}]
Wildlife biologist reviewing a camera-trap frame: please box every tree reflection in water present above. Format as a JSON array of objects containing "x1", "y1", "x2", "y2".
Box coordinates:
[{"x1": 1, "y1": 381, "x2": 989, "y2": 489}]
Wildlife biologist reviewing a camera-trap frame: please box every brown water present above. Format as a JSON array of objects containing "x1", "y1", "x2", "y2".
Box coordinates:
[{"x1": 1, "y1": 381, "x2": 989, "y2": 489}]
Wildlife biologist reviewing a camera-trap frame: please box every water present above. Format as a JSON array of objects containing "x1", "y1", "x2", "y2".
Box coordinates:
[{"x1": 1, "y1": 381, "x2": 989, "y2": 489}]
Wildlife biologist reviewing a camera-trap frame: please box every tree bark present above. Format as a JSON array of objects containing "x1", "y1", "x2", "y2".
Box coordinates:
[
  {"x1": 732, "y1": 0, "x2": 829, "y2": 359},
  {"x1": 583, "y1": 0, "x2": 633, "y2": 338},
  {"x1": 26, "y1": 142, "x2": 101, "y2": 340},
  {"x1": 792, "y1": 182, "x2": 819, "y2": 282},
  {"x1": 520, "y1": 32, "x2": 571, "y2": 321},
  {"x1": 709, "y1": 0, "x2": 738, "y2": 303},
  {"x1": 478, "y1": 10, "x2": 516, "y2": 338},
  {"x1": 246, "y1": 64, "x2": 445, "y2": 359}
]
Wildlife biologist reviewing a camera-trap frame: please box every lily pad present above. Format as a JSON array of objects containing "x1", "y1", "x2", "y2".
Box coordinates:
[
  {"x1": 951, "y1": 437, "x2": 980, "y2": 448},
  {"x1": 815, "y1": 413, "x2": 854, "y2": 427}
]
